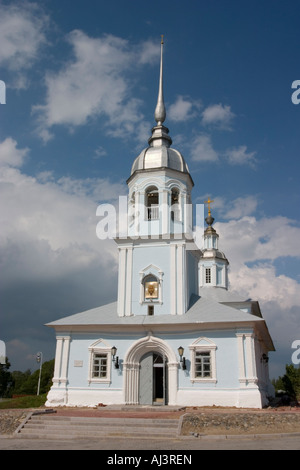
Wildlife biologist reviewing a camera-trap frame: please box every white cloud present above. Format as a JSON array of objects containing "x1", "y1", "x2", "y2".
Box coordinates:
[
  {"x1": 188, "y1": 135, "x2": 256, "y2": 168},
  {"x1": 202, "y1": 103, "x2": 235, "y2": 129},
  {"x1": 168, "y1": 95, "x2": 201, "y2": 122},
  {"x1": 190, "y1": 134, "x2": 219, "y2": 162},
  {"x1": 0, "y1": 2, "x2": 48, "y2": 88},
  {"x1": 225, "y1": 145, "x2": 257, "y2": 168},
  {"x1": 0, "y1": 137, "x2": 29, "y2": 167},
  {"x1": 228, "y1": 263, "x2": 300, "y2": 310},
  {"x1": 217, "y1": 215, "x2": 300, "y2": 268},
  {"x1": 0, "y1": 137, "x2": 124, "y2": 279},
  {"x1": 216, "y1": 214, "x2": 300, "y2": 309},
  {"x1": 221, "y1": 195, "x2": 259, "y2": 220},
  {"x1": 137, "y1": 39, "x2": 160, "y2": 65},
  {"x1": 33, "y1": 31, "x2": 158, "y2": 142},
  {"x1": 94, "y1": 146, "x2": 107, "y2": 159}
]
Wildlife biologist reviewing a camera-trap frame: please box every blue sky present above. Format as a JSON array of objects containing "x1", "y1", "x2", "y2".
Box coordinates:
[{"x1": 0, "y1": 0, "x2": 300, "y2": 378}]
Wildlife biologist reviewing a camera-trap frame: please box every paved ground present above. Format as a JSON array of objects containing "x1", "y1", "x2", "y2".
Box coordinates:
[
  {"x1": 1, "y1": 405, "x2": 300, "y2": 450},
  {"x1": 0, "y1": 434, "x2": 300, "y2": 450}
]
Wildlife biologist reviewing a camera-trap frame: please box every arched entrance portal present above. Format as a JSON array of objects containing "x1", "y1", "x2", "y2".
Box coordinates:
[
  {"x1": 139, "y1": 352, "x2": 168, "y2": 405},
  {"x1": 123, "y1": 335, "x2": 178, "y2": 406}
]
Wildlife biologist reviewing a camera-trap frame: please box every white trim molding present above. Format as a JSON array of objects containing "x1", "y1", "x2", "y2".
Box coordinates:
[
  {"x1": 88, "y1": 339, "x2": 113, "y2": 384},
  {"x1": 189, "y1": 337, "x2": 217, "y2": 383}
]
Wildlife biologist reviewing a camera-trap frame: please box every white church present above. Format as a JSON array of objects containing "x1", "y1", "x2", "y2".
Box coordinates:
[{"x1": 46, "y1": 40, "x2": 275, "y2": 409}]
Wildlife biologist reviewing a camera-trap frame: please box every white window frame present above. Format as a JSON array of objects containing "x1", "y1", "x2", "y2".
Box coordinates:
[
  {"x1": 88, "y1": 345, "x2": 112, "y2": 384},
  {"x1": 189, "y1": 339, "x2": 217, "y2": 383}
]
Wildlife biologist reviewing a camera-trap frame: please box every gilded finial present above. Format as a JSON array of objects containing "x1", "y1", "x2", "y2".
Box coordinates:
[{"x1": 204, "y1": 197, "x2": 214, "y2": 216}]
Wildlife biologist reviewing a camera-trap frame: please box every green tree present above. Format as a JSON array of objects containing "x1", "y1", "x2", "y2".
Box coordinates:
[
  {"x1": 11, "y1": 369, "x2": 31, "y2": 395},
  {"x1": 273, "y1": 363, "x2": 300, "y2": 400},
  {"x1": 14, "y1": 359, "x2": 55, "y2": 395}
]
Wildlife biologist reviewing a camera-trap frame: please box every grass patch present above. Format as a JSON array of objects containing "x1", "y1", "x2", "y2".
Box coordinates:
[{"x1": 0, "y1": 394, "x2": 47, "y2": 409}]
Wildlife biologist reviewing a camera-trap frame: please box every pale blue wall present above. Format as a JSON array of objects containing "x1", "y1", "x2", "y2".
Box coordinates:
[
  {"x1": 131, "y1": 244, "x2": 171, "y2": 315},
  {"x1": 64, "y1": 328, "x2": 248, "y2": 391}
]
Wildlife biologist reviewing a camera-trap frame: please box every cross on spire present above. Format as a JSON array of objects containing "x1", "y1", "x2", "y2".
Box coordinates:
[{"x1": 204, "y1": 197, "x2": 214, "y2": 216}]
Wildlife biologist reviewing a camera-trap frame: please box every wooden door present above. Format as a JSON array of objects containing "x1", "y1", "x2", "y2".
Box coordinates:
[{"x1": 139, "y1": 352, "x2": 153, "y2": 405}]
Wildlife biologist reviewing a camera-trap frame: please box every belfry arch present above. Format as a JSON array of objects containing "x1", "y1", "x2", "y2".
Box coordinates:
[{"x1": 123, "y1": 335, "x2": 178, "y2": 405}]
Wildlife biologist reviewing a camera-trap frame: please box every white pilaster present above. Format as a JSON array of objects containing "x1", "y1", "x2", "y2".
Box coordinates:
[
  {"x1": 245, "y1": 333, "x2": 257, "y2": 384},
  {"x1": 161, "y1": 189, "x2": 169, "y2": 235},
  {"x1": 52, "y1": 336, "x2": 64, "y2": 384},
  {"x1": 236, "y1": 333, "x2": 246, "y2": 386},
  {"x1": 236, "y1": 332, "x2": 258, "y2": 387},
  {"x1": 60, "y1": 336, "x2": 70, "y2": 383},
  {"x1": 125, "y1": 247, "x2": 133, "y2": 316},
  {"x1": 170, "y1": 243, "x2": 177, "y2": 315},
  {"x1": 176, "y1": 244, "x2": 184, "y2": 315},
  {"x1": 117, "y1": 247, "x2": 126, "y2": 316},
  {"x1": 211, "y1": 264, "x2": 217, "y2": 287}
]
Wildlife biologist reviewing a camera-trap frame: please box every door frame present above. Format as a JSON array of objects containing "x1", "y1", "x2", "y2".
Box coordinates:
[
  {"x1": 123, "y1": 335, "x2": 178, "y2": 405},
  {"x1": 139, "y1": 351, "x2": 167, "y2": 405}
]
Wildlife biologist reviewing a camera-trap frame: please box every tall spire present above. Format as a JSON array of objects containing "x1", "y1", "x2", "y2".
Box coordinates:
[{"x1": 154, "y1": 35, "x2": 166, "y2": 125}]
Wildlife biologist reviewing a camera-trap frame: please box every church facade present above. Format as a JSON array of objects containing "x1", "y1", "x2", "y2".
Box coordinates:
[{"x1": 46, "y1": 40, "x2": 275, "y2": 409}]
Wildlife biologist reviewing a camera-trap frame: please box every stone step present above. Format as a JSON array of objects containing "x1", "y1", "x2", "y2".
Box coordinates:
[
  {"x1": 17, "y1": 414, "x2": 180, "y2": 440},
  {"x1": 17, "y1": 431, "x2": 178, "y2": 440},
  {"x1": 21, "y1": 423, "x2": 178, "y2": 434},
  {"x1": 23, "y1": 423, "x2": 178, "y2": 432},
  {"x1": 30, "y1": 415, "x2": 179, "y2": 425}
]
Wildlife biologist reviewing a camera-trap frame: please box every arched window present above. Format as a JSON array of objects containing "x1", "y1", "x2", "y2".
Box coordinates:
[
  {"x1": 171, "y1": 187, "x2": 180, "y2": 221},
  {"x1": 145, "y1": 186, "x2": 159, "y2": 220}
]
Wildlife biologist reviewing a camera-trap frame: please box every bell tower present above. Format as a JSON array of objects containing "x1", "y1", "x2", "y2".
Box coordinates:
[
  {"x1": 115, "y1": 38, "x2": 201, "y2": 317},
  {"x1": 199, "y1": 199, "x2": 229, "y2": 290}
]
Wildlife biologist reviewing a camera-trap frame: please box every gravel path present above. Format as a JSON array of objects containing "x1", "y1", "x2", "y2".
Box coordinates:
[
  {"x1": 181, "y1": 408, "x2": 300, "y2": 435},
  {"x1": 0, "y1": 410, "x2": 29, "y2": 435}
]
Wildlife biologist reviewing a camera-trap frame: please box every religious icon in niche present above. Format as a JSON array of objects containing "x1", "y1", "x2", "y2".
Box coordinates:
[{"x1": 145, "y1": 281, "x2": 158, "y2": 299}]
